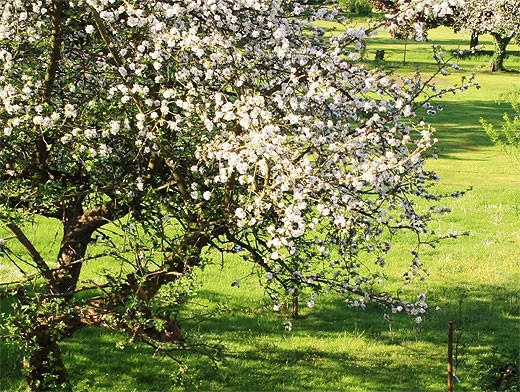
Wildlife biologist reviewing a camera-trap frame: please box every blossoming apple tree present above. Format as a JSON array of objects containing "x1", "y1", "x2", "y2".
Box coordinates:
[
  {"x1": 0, "y1": 0, "x2": 472, "y2": 390},
  {"x1": 375, "y1": 0, "x2": 520, "y2": 71},
  {"x1": 456, "y1": 0, "x2": 520, "y2": 71},
  {"x1": 369, "y1": 0, "x2": 460, "y2": 40}
]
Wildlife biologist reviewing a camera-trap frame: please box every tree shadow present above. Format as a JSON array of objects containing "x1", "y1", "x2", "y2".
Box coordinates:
[
  {"x1": 188, "y1": 281, "x2": 519, "y2": 391},
  {"x1": 1, "y1": 281, "x2": 517, "y2": 391},
  {"x1": 422, "y1": 99, "x2": 514, "y2": 157}
]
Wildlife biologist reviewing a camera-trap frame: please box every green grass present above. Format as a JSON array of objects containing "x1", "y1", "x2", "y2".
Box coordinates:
[{"x1": 1, "y1": 25, "x2": 520, "y2": 392}]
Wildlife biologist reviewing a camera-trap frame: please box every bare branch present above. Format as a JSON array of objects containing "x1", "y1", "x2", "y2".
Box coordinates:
[{"x1": 7, "y1": 223, "x2": 53, "y2": 282}]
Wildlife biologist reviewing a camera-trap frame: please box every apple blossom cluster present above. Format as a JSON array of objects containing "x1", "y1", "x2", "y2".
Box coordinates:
[
  {"x1": 383, "y1": 0, "x2": 464, "y2": 39},
  {"x1": 0, "y1": 0, "x2": 462, "y2": 320},
  {"x1": 391, "y1": 0, "x2": 463, "y2": 21}
]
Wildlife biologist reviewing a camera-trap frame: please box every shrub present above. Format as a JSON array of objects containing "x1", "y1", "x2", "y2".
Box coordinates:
[
  {"x1": 476, "y1": 350, "x2": 519, "y2": 392},
  {"x1": 338, "y1": 0, "x2": 373, "y2": 15}
]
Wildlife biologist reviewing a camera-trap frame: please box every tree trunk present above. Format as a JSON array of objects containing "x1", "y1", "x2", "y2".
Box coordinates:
[
  {"x1": 469, "y1": 30, "x2": 479, "y2": 49},
  {"x1": 489, "y1": 33, "x2": 512, "y2": 72},
  {"x1": 292, "y1": 294, "x2": 299, "y2": 319},
  {"x1": 50, "y1": 221, "x2": 92, "y2": 296},
  {"x1": 26, "y1": 327, "x2": 71, "y2": 391},
  {"x1": 26, "y1": 207, "x2": 97, "y2": 389}
]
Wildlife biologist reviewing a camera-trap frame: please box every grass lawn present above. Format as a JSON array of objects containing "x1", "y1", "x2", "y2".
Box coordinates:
[{"x1": 1, "y1": 22, "x2": 519, "y2": 392}]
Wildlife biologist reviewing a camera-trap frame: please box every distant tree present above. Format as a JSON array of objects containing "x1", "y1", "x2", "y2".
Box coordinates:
[
  {"x1": 368, "y1": 0, "x2": 459, "y2": 39},
  {"x1": 372, "y1": 0, "x2": 520, "y2": 71},
  {"x1": 456, "y1": 0, "x2": 520, "y2": 71},
  {"x1": 0, "y1": 0, "x2": 472, "y2": 390}
]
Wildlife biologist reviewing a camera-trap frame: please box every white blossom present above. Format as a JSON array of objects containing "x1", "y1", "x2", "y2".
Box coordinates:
[{"x1": 0, "y1": 0, "x2": 464, "y2": 327}]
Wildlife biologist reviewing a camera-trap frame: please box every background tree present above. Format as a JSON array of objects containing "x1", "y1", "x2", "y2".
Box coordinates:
[
  {"x1": 337, "y1": 0, "x2": 374, "y2": 15},
  {"x1": 373, "y1": 0, "x2": 520, "y2": 71},
  {"x1": 456, "y1": 0, "x2": 520, "y2": 71},
  {"x1": 368, "y1": 0, "x2": 460, "y2": 40},
  {"x1": 0, "y1": 0, "x2": 472, "y2": 390}
]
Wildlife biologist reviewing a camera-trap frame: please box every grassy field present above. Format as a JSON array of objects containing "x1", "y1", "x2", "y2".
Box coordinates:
[{"x1": 1, "y1": 24, "x2": 519, "y2": 392}]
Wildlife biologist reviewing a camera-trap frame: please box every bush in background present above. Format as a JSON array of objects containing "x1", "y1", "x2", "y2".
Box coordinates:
[{"x1": 338, "y1": 0, "x2": 373, "y2": 15}]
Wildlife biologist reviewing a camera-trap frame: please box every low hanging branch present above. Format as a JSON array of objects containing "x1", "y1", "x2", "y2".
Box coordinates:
[{"x1": 6, "y1": 223, "x2": 53, "y2": 281}]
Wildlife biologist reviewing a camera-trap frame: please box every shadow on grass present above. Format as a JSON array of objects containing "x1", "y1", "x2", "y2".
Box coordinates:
[
  {"x1": 1, "y1": 281, "x2": 517, "y2": 391},
  {"x1": 421, "y1": 99, "x2": 513, "y2": 157},
  {"x1": 186, "y1": 281, "x2": 519, "y2": 391}
]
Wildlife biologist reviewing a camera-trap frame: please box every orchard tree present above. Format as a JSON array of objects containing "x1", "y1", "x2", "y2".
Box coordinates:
[
  {"x1": 456, "y1": 0, "x2": 520, "y2": 71},
  {"x1": 370, "y1": 0, "x2": 460, "y2": 40},
  {"x1": 376, "y1": 0, "x2": 520, "y2": 71},
  {"x1": 0, "y1": 0, "x2": 473, "y2": 390}
]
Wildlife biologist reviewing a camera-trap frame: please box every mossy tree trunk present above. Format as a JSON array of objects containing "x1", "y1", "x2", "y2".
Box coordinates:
[
  {"x1": 26, "y1": 328, "x2": 71, "y2": 391},
  {"x1": 489, "y1": 33, "x2": 512, "y2": 72},
  {"x1": 25, "y1": 204, "x2": 100, "y2": 390}
]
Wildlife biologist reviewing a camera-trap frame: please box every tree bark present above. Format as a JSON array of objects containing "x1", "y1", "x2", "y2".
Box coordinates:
[
  {"x1": 26, "y1": 202, "x2": 109, "y2": 388},
  {"x1": 26, "y1": 231, "x2": 90, "y2": 390},
  {"x1": 489, "y1": 33, "x2": 512, "y2": 72},
  {"x1": 26, "y1": 326, "x2": 71, "y2": 391},
  {"x1": 50, "y1": 219, "x2": 93, "y2": 296},
  {"x1": 469, "y1": 30, "x2": 479, "y2": 49}
]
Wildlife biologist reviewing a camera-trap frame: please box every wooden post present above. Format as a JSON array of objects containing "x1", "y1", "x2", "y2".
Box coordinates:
[
  {"x1": 292, "y1": 294, "x2": 299, "y2": 319},
  {"x1": 448, "y1": 321, "x2": 454, "y2": 392}
]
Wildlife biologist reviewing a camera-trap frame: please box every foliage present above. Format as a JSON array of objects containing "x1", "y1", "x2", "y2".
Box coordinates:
[
  {"x1": 481, "y1": 88, "x2": 520, "y2": 159},
  {"x1": 0, "y1": 0, "x2": 475, "y2": 389},
  {"x1": 338, "y1": 0, "x2": 374, "y2": 15},
  {"x1": 476, "y1": 350, "x2": 519, "y2": 392}
]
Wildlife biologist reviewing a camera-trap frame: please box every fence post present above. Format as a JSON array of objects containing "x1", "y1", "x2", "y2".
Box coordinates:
[{"x1": 448, "y1": 321, "x2": 454, "y2": 392}]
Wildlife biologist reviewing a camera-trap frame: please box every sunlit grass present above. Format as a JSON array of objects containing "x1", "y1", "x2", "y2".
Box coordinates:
[{"x1": 1, "y1": 21, "x2": 519, "y2": 392}]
